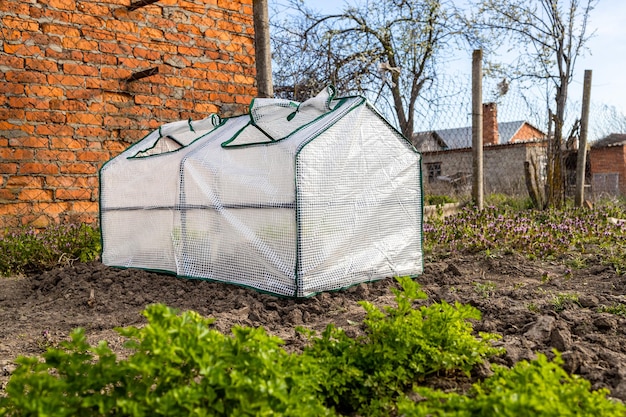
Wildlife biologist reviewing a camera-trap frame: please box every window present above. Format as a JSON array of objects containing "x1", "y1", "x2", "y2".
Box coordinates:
[{"x1": 426, "y1": 162, "x2": 441, "y2": 183}]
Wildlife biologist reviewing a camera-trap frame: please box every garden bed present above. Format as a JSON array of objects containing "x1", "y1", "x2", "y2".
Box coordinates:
[{"x1": 2, "y1": 251, "x2": 626, "y2": 402}]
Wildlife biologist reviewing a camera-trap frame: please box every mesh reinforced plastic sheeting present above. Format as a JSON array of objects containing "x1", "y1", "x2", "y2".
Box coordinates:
[{"x1": 100, "y1": 87, "x2": 423, "y2": 297}]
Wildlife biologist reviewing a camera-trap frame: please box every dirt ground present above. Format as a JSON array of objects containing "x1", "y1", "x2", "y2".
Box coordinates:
[{"x1": 2, "y1": 253, "x2": 626, "y2": 400}]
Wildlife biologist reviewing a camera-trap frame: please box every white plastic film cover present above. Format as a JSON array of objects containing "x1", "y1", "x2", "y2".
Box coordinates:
[{"x1": 100, "y1": 88, "x2": 422, "y2": 297}]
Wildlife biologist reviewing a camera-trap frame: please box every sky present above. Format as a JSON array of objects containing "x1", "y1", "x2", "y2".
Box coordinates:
[{"x1": 269, "y1": 0, "x2": 626, "y2": 137}]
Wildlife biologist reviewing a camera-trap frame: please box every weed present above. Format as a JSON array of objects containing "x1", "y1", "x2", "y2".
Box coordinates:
[
  {"x1": 473, "y1": 281, "x2": 496, "y2": 298},
  {"x1": 597, "y1": 303, "x2": 626, "y2": 316},
  {"x1": 551, "y1": 293, "x2": 580, "y2": 312}
]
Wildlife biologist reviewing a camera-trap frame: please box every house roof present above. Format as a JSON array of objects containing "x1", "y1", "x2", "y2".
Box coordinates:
[
  {"x1": 592, "y1": 133, "x2": 626, "y2": 148},
  {"x1": 445, "y1": 120, "x2": 527, "y2": 149},
  {"x1": 413, "y1": 120, "x2": 545, "y2": 150}
]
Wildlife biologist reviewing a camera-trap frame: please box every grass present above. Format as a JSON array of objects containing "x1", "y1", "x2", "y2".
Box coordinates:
[{"x1": 424, "y1": 197, "x2": 626, "y2": 274}]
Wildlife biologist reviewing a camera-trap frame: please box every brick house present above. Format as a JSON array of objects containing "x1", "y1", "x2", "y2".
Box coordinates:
[
  {"x1": 0, "y1": 0, "x2": 257, "y2": 228},
  {"x1": 590, "y1": 133, "x2": 626, "y2": 197},
  {"x1": 413, "y1": 103, "x2": 547, "y2": 196}
]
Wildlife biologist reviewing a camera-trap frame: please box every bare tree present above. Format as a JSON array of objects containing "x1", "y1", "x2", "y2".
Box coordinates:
[
  {"x1": 592, "y1": 104, "x2": 626, "y2": 140},
  {"x1": 475, "y1": 0, "x2": 597, "y2": 208},
  {"x1": 271, "y1": 0, "x2": 460, "y2": 139}
]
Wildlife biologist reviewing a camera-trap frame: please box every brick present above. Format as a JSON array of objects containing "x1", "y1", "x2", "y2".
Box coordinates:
[
  {"x1": 25, "y1": 111, "x2": 66, "y2": 123},
  {"x1": 66, "y1": 89, "x2": 99, "y2": 100},
  {"x1": 80, "y1": 27, "x2": 116, "y2": 41},
  {"x1": 5, "y1": 71, "x2": 47, "y2": 84},
  {"x1": 49, "y1": 99, "x2": 87, "y2": 112},
  {"x1": 36, "y1": 149, "x2": 76, "y2": 161},
  {"x1": 0, "y1": 162, "x2": 17, "y2": 174},
  {"x1": 98, "y1": 42, "x2": 133, "y2": 56},
  {"x1": 88, "y1": 101, "x2": 118, "y2": 114},
  {"x1": 0, "y1": 82, "x2": 24, "y2": 95},
  {"x1": 21, "y1": 162, "x2": 59, "y2": 174},
  {"x1": 50, "y1": 137, "x2": 86, "y2": 149},
  {"x1": 46, "y1": 175, "x2": 93, "y2": 188},
  {"x1": 47, "y1": 73, "x2": 84, "y2": 86},
  {"x1": 8, "y1": 135, "x2": 48, "y2": 148},
  {"x1": 0, "y1": 202, "x2": 29, "y2": 216},
  {"x1": 0, "y1": 55, "x2": 25, "y2": 69},
  {"x1": 0, "y1": 108, "x2": 25, "y2": 120},
  {"x1": 85, "y1": 78, "x2": 121, "y2": 91},
  {"x1": 8, "y1": 96, "x2": 50, "y2": 110},
  {"x1": 0, "y1": 1, "x2": 30, "y2": 14},
  {"x1": 67, "y1": 113, "x2": 103, "y2": 125},
  {"x1": 1, "y1": 28, "x2": 22, "y2": 42},
  {"x1": 62, "y1": 62, "x2": 99, "y2": 76},
  {"x1": 133, "y1": 47, "x2": 161, "y2": 61},
  {"x1": 44, "y1": 46, "x2": 73, "y2": 60},
  {"x1": 43, "y1": 0, "x2": 76, "y2": 11},
  {"x1": 106, "y1": 19, "x2": 138, "y2": 33},
  {"x1": 0, "y1": 148, "x2": 35, "y2": 160},
  {"x1": 54, "y1": 188, "x2": 92, "y2": 200},
  {"x1": 19, "y1": 188, "x2": 53, "y2": 201},
  {"x1": 70, "y1": 13, "x2": 105, "y2": 27},
  {"x1": 24, "y1": 85, "x2": 65, "y2": 98},
  {"x1": 7, "y1": 175, "x2": 44, "y2": 188},
  {"x1": 83, "y1": 51, "x2": 116, "y2": 65},
  {"x1": 71, "y1": 201, "x2": 98, "y2": 214},
  {"x1": 40, "y1": 22, "x2": 80, "y2": 37},
  {"x1": 3, "y1": 43, "x2": 42, "y2": 56},
  {"x1": 42, "y1": 8, "x2": 71, "y2": 21},
  {"x1": 177, "y1": 45, "x2": 203, "y2": 56},
  {"x1": 35, "y1": 124, "x2": 75, "y2": 136},
  {"x1": 24, "y1": 57, "x2": 58, "y2": 72},
  {"x1": 101, "y1": 66, "x2": 131, "y2": 79},
  {"x1": 103, "y1": 140, "x2": 129, "y2": 152},
  {"x1": 62, "y1": 37, "x2": 99, "y2": 51},
  {"x1": 134, "y1": 94, "x2": 162, "y2": 106},
  {"x1": 139, "y1": 27, "x2": 163, "y2": 39},
  {"x1": 76, "y1": 2, "x2": 110, "y2": 16},
  {"x1": 75, "y1": 126, "x2": 108, "y2": 138},
  {"x1": 60, "y1": 162, "x2": 97, "y2": 174},
  {"x1": 33, "y1": 201, "x2": 70, "y2": 215},
  {"x1": 76, "y1": 150, "x2": 109, "y2": 162},
  {"x1": 102, "y1": 116, "x2": 133, "y2": 129},
  {"x1": 0, "y1": 189, "x2": 19, "y2": 201},
  {"x1": 2, "y1": 16, "x2": 39, "y2": 31}
]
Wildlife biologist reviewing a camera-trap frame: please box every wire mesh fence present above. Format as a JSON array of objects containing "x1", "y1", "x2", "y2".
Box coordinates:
[{"x1": 2, "y1": 0, "x2": 624, "y2": 232}]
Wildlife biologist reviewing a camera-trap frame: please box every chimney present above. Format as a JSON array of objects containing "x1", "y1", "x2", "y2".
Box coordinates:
[{"x1": 482, "y1": 102, "x2": 499, "y2": 146}]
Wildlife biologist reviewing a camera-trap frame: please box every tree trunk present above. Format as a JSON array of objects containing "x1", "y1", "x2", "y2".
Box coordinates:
[{"x1": 253, "y1": 0, "x2": 273, "y2": 98}]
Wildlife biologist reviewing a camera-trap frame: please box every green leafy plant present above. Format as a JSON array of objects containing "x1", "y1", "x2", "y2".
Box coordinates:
[
  {"x1": 398, "y1": 351, "x2": 626, "y2": 416},
  {"x1": 301, "y1": 277, "x2": 503, "y2": 416},
  {"x1": 550, "y1": 293, "x2": 580, "y2": 312},
  {"x1": 0, "y1": 223, "x2": 101, "y2": 276},
  {"x1": 597, "y1": 303, "x2": 626, "y2": 316},
  {"x1": 474, "y1": 281, "x2": 496, "y2": 298},
  {"x1": 0, "y1": 304, "x2": 333, "y2": 417}
]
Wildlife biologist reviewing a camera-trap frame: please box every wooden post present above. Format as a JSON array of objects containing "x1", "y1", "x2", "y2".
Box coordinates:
[
  {"x1": 472, "y1": 49, "x2": 484, "y2": 210},
  {"x1": 575, "y1": 70, "x2": 592, "y2": 206},
  {"x1": 253, "y1": 0, "x2": 274, "y2": 98}
]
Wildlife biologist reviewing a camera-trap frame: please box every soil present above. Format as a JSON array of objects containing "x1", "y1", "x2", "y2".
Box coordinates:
[{"x1": 2, "y1": 253, "x2": 626, "y2": 401}]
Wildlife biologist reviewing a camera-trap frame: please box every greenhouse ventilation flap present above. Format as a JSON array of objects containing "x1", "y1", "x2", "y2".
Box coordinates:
[{"x1": 99, "y1": 86, "x2": 424, "y2": 297}]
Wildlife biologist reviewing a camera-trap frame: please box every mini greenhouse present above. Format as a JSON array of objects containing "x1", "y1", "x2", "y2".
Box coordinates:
[{"x1": 100, "y1": 87, "x2": 423, "y2": 297}]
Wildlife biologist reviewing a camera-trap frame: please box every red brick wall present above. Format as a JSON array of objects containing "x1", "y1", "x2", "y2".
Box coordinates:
[
  {"x1": 0, "y1": 0, "x2": 256, "y2": 228},
  {"x1": 510, "y1": 124, "x2": 545, "y2": 142},
  {"x1": 590, "y1": 146, "x2": 626, "y2": 196}
]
